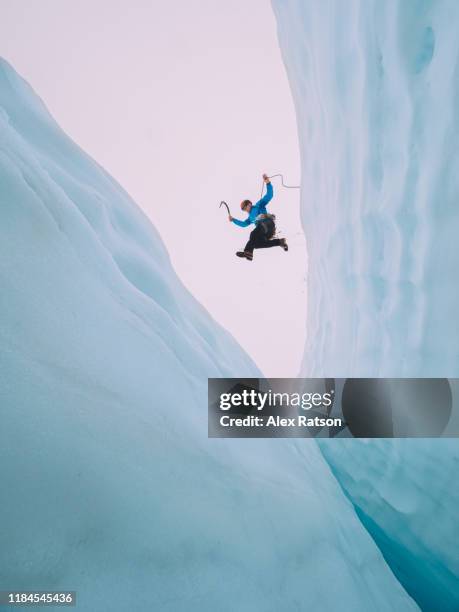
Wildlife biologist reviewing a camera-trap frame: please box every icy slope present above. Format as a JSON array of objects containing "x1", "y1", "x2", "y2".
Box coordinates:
[
  {"x1": 272, "y1": 1, "x2": 459, "y2": 610},
  {"x1": 0, "y1": 59, "x2": 418, "y2": 611}
]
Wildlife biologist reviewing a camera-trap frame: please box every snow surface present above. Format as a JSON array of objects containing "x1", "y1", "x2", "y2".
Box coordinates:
[
  {"x1": 272, "y1": 1, "x2": 459, "y2": 609},
  {"x1": 0, "y1": 58, "x2": 418, "y2": 611}
]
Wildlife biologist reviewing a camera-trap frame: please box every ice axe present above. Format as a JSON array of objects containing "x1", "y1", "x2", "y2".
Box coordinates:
[{"x1": 219, "y1": 200, "x2": 231, "y2": 216}]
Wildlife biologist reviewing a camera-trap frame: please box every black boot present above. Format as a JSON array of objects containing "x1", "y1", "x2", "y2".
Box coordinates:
[
  {"x1": 280, "y1": 238, "x2": 288, "y2": 252},
  {"x1": 236, "y1": 250, "x2": 253, "y2": 261}
]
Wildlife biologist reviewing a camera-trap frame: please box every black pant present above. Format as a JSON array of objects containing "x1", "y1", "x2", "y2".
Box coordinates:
[{"x1": 244, "y1": 220, "x2": 282, "y2": 253}]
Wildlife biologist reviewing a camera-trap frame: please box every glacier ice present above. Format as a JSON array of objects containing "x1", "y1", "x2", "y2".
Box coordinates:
[
  {"x1": 272, "y1": 1, "x2": 459, "y2": 610},
  {"x1": 319, "y1": 438, "x2": 459, "y2": 611},
  {"x1": 0, "y1": 58, "x2": 419, "y2": 611},
  {"x1": 273, "y1": 0, "x2": 459, "y2": 378}
]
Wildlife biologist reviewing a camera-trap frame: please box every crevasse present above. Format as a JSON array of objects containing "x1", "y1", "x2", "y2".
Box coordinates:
[{"x1": 0, "y1": 58, "x2": 419, "y2": 611}]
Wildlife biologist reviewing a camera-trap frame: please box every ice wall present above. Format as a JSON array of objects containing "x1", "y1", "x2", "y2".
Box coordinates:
[
  {"x1": 273, "y1": 0, "x2": 459, "y2": 378},
  {"x1": 272, "y1": 1, "x2": 459, "y2": 609},
  {"x1": 319, "y1": 438, "x2": 459, "y2": 611},
  {"x1": 0, "y1": 59, "x2": 418, "y2": 611}
]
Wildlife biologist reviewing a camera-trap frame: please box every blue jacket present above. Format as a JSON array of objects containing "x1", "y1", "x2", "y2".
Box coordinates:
[{"x1": 232, "y1": 182, "x2": 273, "y2": 228}]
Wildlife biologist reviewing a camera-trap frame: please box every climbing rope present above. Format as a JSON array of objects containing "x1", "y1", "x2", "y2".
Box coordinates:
[{"x1": 260, "y1": 173, "x2": 300, "y2": 198}]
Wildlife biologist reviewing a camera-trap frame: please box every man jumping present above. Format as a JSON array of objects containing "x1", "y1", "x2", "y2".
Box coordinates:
[{"x1": 229, "y1": 174, "x2": 288, "y2": 261}]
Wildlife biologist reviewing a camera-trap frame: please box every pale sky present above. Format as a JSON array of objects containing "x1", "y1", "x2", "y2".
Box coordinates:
[{"x1": 1, "y1": 0, "x2": 306, "y2": 377}]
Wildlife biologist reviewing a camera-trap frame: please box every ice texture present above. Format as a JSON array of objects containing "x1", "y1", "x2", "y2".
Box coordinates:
[
  {"x1": 0, "y1": 59, "x2": 418, "y2": 611},
  {"x1": 272, "y1": 1, "x2": 459, "y2": 609},
  {"x1": 273, "y1": 0, "x2": 459, "y2": 378},
  {"x1": 319, "y1": 438, "x2": 459, "y2": 611}
]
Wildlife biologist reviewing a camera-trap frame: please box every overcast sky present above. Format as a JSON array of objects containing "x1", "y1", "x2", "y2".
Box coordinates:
[{"x1": 1, "y1": 0, "x2": 306, "y2": 377}]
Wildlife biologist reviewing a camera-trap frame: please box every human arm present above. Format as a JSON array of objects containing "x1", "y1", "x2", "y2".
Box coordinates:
[
  {"x1": 258, "y1": 174, "x2": 273, "y2": 206},
  {"x1": 230, "y1": 215, "x2": 251, "y2": 227}
]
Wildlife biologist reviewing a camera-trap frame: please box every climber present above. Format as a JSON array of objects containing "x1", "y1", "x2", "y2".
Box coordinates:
[{"x1": 228, "y1": 174, "x2": 288, "y2": 261}]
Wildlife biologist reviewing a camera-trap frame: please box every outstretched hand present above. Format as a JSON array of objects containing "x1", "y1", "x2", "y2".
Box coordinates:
[
  {"x1": 263, "y1": 173, "x2": 270, "y2": 184},
  {"x1": 228, "y1": 215, "x2": 233, "y2": 222}
]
